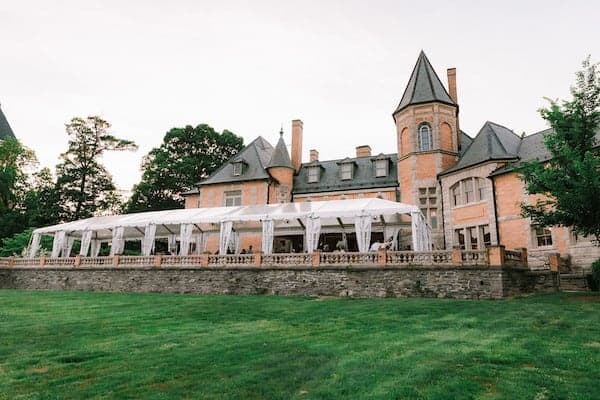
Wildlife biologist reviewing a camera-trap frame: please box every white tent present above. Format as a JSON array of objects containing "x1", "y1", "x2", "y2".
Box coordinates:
[{"x1": 30, "y1": 198, "x2": 432, "y2": 257}]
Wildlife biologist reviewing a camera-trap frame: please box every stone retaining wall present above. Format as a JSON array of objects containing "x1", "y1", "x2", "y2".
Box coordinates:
[{"x1": 0, "y1": 266, "x2": 559, "y2": 299}]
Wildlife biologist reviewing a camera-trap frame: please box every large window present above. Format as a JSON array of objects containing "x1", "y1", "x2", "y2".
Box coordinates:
[
  {"x1": 308, "y1": 167, "x2": 320, "y2": 183},
  {"x1": 534, "y1": 226, "x2": 553, "y2": 247},
  {"x1": 454, "y1": 224, "x2": 492, "y2": 250},
  {"x1": 340, "y1": 163, "x2": 353, "y2": 180},
  {"x1": 450, "y1": 177, "x2": 488, "y2": 206},
  {"x1": 375, "y1": 159, "x2": 388, "y2": 177},
  {"x1": 224, "y1": 190, "x2": 242, "y2": 207},
  {"x1": 419, "y1": 186, "x2": 438, "y2": 229},
  {"x1": 418, "y1": 123, "x2": 432, "y2": 151}
]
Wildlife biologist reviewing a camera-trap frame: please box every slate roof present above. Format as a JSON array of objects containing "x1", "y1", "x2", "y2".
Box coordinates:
[
  {"x1": 440, "y1": 121, "x2": 521, "y2": 176},
  {"x1": 293, "y1": 154, "x2": 398, "y2": 195},
  {"x1": 199, "y1": 136, "x2": 274, "y2": 185},
  {"x1": 181, "y1": 188, "x2": 199, "y2": 196},
  {"x1": 0, "y1": 106, "x2": 16, "y2": 140},
  {"x1": 459, "y1": 130, "x2": 473, "y2": 156},
  {"x1": 266, "y1": 131, "x2": 293, "y2": 169},
  {"x1": 393, "y1": 51, "x2": 456, "y2": 115}
]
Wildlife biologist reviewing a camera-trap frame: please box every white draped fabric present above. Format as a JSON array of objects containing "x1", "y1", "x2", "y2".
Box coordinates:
[
  {"x1": 261, "y1": 219, "x2": 274, "y2": 255},
  {"x1": 219, "y1": 221, "x2": 233, "y2": 255},
  {"x1": 141, "y1": 224, "x2": 156, "y2": 256},
  {"x1": 229, "y1": 231, "x2": 240, "y2": 254},
  {"x1": 167, "y1": 234, "x2": 178, "y2": 254},
  {"x1": 354, "y1": 215, "x2": 372, "y2": 253},
  {"x1": 179, "y1": 223, "x2": 194, "y2": 256},
  {"x1": 29, "y1": 233, "x2": 41, "y2": 258},
  {"x1": 384, "y1": 226, "x2": 401, "y2": 251},
  {"x1": 51, "y1": 231, "x2": 66, "y2": 258},
  {"x1": 304, "y1": 217, "x2": 321, "y2": 253},
  {"x1": 410, "y1": 212, "x2": 432, "y2": 251},
  {"x1": 79, "y1": 230, "x2": 92, "y2": 256},
  {"x1": 110, "y1": 226, "x2": 125, "y2": 256},
  {"x1": 194, "y1": 232, "x2": 206, "y2": 255},
  {"x1": 90, "y1": 240, "x2": 101, "y2": 257},
  {"x1": 63, "y1": 236, "x2": 75, "y2": 258}
]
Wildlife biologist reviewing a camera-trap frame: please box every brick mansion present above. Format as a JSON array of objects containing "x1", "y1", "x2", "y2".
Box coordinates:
[{"x1": 182, "y1": 51, "x2": 598, "y2": 271}]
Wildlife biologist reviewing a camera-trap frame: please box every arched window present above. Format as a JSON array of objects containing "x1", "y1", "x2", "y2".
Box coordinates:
[
  {"x1": 418, "y1": 123, "x2": 432, "y2": 151},
  {"x1": 450, "y1": 177, "x2": 488, "y2": 206}
]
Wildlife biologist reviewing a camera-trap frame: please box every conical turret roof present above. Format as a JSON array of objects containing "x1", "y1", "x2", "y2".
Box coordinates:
[
  {"x1": 266, "y1": 130, "x2": 293, "y2": 169},
  {"x1": 394, "y1": 51, "x2": 456, "y2": 115},
  {"x1": 0, "y1": 105, "x2": 16, "y2": 140}
]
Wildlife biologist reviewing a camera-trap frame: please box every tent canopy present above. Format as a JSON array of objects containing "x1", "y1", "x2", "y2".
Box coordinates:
[
  {"x1": 34, "y1": 198, "x2": 422, "y2": 240},
  {"x1": 31, "y1": 198, "x2": 432, "y2": 255}
]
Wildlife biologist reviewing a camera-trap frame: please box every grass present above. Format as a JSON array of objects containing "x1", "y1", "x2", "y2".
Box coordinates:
[{"x1": 0, "y1": 291, "x2": 599, "y2": 399}]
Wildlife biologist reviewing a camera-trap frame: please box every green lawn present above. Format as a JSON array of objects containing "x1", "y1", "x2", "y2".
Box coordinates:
[{"x1": 0, "y1": 291, "x2": 598, "y2": 400}]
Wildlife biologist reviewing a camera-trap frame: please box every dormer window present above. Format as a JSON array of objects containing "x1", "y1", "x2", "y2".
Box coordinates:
[
  {"x1": 232, "y1": 161, "x2": 243, "y2": 176},
  {"x1": 375, "y1": 159, "x2": 388, "y2": 177},
  {"x1": 308, "y1": 166, "x2": 320, "y2": 183},
  {"x1": 418, "y1": 123, "x2": 432, "y2": 151},
  {"x1": 340, "y1": 163, "x2": 353, "y2": 180}
]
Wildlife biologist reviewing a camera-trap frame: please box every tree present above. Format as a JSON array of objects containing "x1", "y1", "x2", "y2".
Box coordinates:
[
  {"x1": 0, "y1": 137, "x2": 37, "y2": 240},
  {"x1": 23, "y1": 167, "x2": 61, "y2": 228},
  {"x1": 126, "y1": 124, "x2": 243, "y2": 212},
  {"x1": 519, "y1": 57, "x2": 600, "y2": 242},
  {"x1": 0, "y1": 136, "x2": 36, "y2": 213},
  {"x1": 55, "y1": 116, "x2": 137, "y2": 221}
]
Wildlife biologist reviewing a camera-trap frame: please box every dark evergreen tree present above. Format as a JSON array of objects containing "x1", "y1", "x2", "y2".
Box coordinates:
[{"x1": 55, "y1": 116, "x2": 137, "y2": 221}]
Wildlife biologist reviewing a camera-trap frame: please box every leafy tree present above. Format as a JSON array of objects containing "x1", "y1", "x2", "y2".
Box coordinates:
[
  {"x1": 126, "y1": 124, "x2": 243, "y2": 212},
  {"x1": 519, "y1": 57, "x2": 600, "y2": 242},
  {"x1": 23, "y1": 167, "x2": 61, "y2": 228},
  {"x1": 0, "y1": 137, "x2": 37, "y2": 240},
  {"x1": 55, "y1": 116, "x2": 137, "y2": 221},
  {"x1": 0, "y1": 136, "x2": 36, "y2": 212}
]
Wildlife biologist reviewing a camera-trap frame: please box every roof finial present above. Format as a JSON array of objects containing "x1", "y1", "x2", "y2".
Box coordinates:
[{"x1": 279, "y1": 124, "x2": 284, "y2": 137}]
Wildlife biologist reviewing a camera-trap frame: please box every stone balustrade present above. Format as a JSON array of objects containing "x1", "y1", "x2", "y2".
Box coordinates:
[{"x1": 0, "y1": 246, "x2": 528, "y2": 269}]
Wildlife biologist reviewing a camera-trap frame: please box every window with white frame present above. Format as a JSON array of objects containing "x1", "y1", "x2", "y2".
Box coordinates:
[
  {"x1": 375, "y1": 159, "x2": 388, "y2": 177},
  {"x1": 454, "y1": 224, "x2": 491, "y2": 250},
  {"x1": 340, "y1": 163, "x2": 353, "y2": 180},
  {"x1": 533, "y1": 226, "x2": 553, "y2": 247},
  {"x1": 224, "y1": 190, "x2": 242, "y2": 207},
  {"x1": 450, "y1": 177, "x2": 488, "y2": 206},
  {"x1": 418, "y1": 123, "x2": 433, "y2": 151},
  {"x1": 308, "y1": 167, "x2": 320, "y2": 183},
  {"x1": 419, "y1": 186, "x2": 438, "y2": 229}
]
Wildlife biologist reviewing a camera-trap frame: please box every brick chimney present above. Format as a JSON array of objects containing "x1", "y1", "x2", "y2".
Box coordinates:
[
  {"x1": 309, "y1": 149, "x2": 319, "y2": 162},
  {"x1": 447, "y1": 67, "x2": 461, "y2": 152},
  {"x1": 447, "y1": 68, "x2": 457, "y2": 104},
  {"x1": 291, "y1": 119, "x2": 303, "y2": 172},
  {"x1": 355, "y1": 145, "x2": 372, "y2": 158}
]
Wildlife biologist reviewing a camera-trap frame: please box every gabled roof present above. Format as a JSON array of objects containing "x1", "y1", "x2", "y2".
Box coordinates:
[
  {"x1": 293, "y1": 154, "x2": 398, "y2": 195},
  {"x1": 440, "y1": 121, "x2": 520, "y2": 176},
  {"x1": 489, "y1": 127, "x2": 600, "y2": 177},
  {"x1": 266, "y1": 131, "x2": 292, "y2": 169},
  {"x1": 200, "y1": 136, "x2": 274, "y2": 185},
  {"x1": 0, "y1": 105, "x2": 16, "y2": 140},
  {"x1": 394, "y1": 51, "x2": 456, "y2": 115}
]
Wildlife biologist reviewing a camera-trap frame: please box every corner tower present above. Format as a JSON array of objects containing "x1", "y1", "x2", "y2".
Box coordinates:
[
  {"x1": 266, "y1": 129, "x2": 294, "y2": 203},
  {"x1": 393, "y1": 51, "x2": 460, "y2": 248}
]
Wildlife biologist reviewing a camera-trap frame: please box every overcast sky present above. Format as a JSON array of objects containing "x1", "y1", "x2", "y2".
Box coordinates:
[{"x1": 1, "y1": 0, "x2": 598, "y2": 191}]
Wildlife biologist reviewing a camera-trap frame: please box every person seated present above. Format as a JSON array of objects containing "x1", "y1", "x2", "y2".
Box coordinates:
[
  {"x1": 240, "y1": 249, "x2": 247, "y2": 254},
  {"x1": 247, "y1": 245, "x2": 254, "y2": 254},
  {"x1": 322, "y1": 244, "x2": 330, "y2": 252}
]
